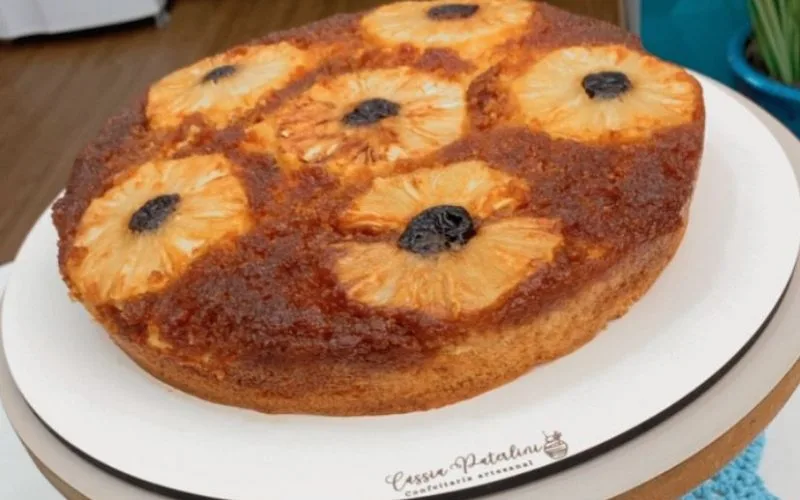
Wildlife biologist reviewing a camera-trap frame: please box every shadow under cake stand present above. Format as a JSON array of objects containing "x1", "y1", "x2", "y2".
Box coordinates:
[{"x1": 1, "y1": 83, "x2": 799, "y2": 500}]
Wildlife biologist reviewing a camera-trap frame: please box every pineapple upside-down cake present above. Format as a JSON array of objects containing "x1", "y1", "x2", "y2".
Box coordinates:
[{"x1": 52, "y1": 0, "x2": 705, "y2": 415}]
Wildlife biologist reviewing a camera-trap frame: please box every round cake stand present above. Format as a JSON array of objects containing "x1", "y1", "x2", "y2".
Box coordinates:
[{"x1": 1, "y1": 82, "x2": 799, "y2": 500}]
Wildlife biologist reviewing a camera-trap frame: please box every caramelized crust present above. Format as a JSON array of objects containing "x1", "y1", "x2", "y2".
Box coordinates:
[
  {"x1": 51, "y1": 1, "x2": 705, "y2": 415},
  {"x1": 112, "y1": 223, "x2": 687, "y2": 416}
]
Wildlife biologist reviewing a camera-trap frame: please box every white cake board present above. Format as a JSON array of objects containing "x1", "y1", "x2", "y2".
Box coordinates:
[{"x1": 1, "y1": 80, "x2": 798, "y2": 500}]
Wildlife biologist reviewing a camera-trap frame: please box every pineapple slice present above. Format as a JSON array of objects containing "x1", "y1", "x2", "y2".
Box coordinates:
[
  {"x1": 244, "y1": 67, "x2": 468, "y2": 179},
  {"x1": 335, "y1": 218, "x2": 561, "y2": 318},
  {"x1": 147, "y1": 43, "x2": 308, "y2": 129},
  {"x1": 67, "y1": 154, "x2": 252, "y2": 304},
  {"x1": 361, "y1": 0, "x2": 534, "y2": 63},
  {"x1": 340, "y1": 160, "x2": 529, "y2": 231},
  {"x1": 334, "y1": 161, "x2": 562, "y2": 318},
  {"x1": 511, "y1": 45, "x2": 699, "y2": 142}
]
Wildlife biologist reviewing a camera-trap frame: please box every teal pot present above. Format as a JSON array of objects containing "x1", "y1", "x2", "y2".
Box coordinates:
[{"x1": 728, "y1": 26, "x2": 800, "y2": 137}]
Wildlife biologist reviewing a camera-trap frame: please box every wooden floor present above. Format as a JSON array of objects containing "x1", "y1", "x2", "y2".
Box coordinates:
[{"x1": 0, "y1": 0, "x2": 619, "y2": 263}]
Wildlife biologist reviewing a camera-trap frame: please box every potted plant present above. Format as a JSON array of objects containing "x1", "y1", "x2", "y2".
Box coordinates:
[{"x1": 728, "y1": 0, "x2": 800, "y2": 136}]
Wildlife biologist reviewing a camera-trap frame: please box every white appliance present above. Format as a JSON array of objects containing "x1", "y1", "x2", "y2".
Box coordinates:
[{"x1": 0, "y1": 0, "x2": 167, "y2": 40}]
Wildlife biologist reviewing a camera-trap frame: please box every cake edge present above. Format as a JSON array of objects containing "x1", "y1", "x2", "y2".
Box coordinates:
[{"x1": 107, "y1": 219, "x2": 688, "y2": 416}]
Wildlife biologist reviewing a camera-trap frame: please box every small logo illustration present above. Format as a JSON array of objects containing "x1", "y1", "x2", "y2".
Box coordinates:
[{"x1": 543, "y1": 431, "x2": 568, "y2": 460}]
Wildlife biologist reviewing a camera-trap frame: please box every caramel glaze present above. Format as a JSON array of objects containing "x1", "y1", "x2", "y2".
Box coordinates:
[{"x1": 52, "y1": 2, "x2": 705, "y2": 376}]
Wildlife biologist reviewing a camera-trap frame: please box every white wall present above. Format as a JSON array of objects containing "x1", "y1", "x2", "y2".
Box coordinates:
[{"x1": 0, "y1": 0, "x2": 165, "y2": 39}]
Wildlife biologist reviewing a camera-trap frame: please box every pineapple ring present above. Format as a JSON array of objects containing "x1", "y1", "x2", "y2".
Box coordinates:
[
  {"x1": 511, "y1": 45, "x2": 700, "y2": 142},
  {"x1": 334, "y1": 218, "x2": 562, "y2": 319},
  {"x1": 243, "y1": 67, "x2": 468, "y2": 179},
  {"x1": 147, "y1": 42, "x2": 309, "y2": 129},
  {"x1": 67, "y1": 154, "x2": 252, "y2": 304},
  {"x1": 361, "y1": 0, "x2": 534, "y2": 63},
  {"x1": 339, "y1": 160, "x2": 529, "y2": 231},
  {"x1": 335, "y1": 161, "x2": 561, "y2": 318}
]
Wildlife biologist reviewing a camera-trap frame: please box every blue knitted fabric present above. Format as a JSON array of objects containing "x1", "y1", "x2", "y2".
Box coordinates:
[{"x1": 683, "y1": 434, "x2": 776, "y2": 500}]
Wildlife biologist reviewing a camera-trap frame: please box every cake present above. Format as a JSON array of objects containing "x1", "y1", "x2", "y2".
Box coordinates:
[{"x1": 51, "y1": 0, "x2": 705, "y2": 416}]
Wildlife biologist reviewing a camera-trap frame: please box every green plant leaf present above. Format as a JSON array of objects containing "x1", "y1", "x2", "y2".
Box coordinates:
[
  {"x1": 791, "y1": 0, "x2": 800, "y2": 81},
  {"x1": 749, "y1": 0, "x2": 783, "y2": 80},
  {"x1": 748, "y1": 0, "x2": 800, "y2": 84}
]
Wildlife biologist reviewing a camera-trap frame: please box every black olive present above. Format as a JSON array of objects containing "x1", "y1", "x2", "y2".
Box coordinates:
[
  {"x1": 342, "y1": 98, "x2": 401, "y2": 127},
  {"x1": 581, "y1": 71, "x2": 632, "y2": 100},
  {"x1": 427, "y1": 3, "x2": 480, "y2": 20},
  {"x1": 129, "y1": 194, "x2": 181, "y2": 233},
  {"x1": 201, "y1": 64, "x2": 238, "y2": 84},
  {"x1": 398, "y1": 205, "x2": 476, "y2": 255}
]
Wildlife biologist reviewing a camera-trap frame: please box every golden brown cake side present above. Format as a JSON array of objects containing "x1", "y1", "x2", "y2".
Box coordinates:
[
  {"x1": 108, "y1": 221, "x2": 685, "y2": 416},
  {"x1": 51, "y1": 1, "x2": 706, "y2": 416}
]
